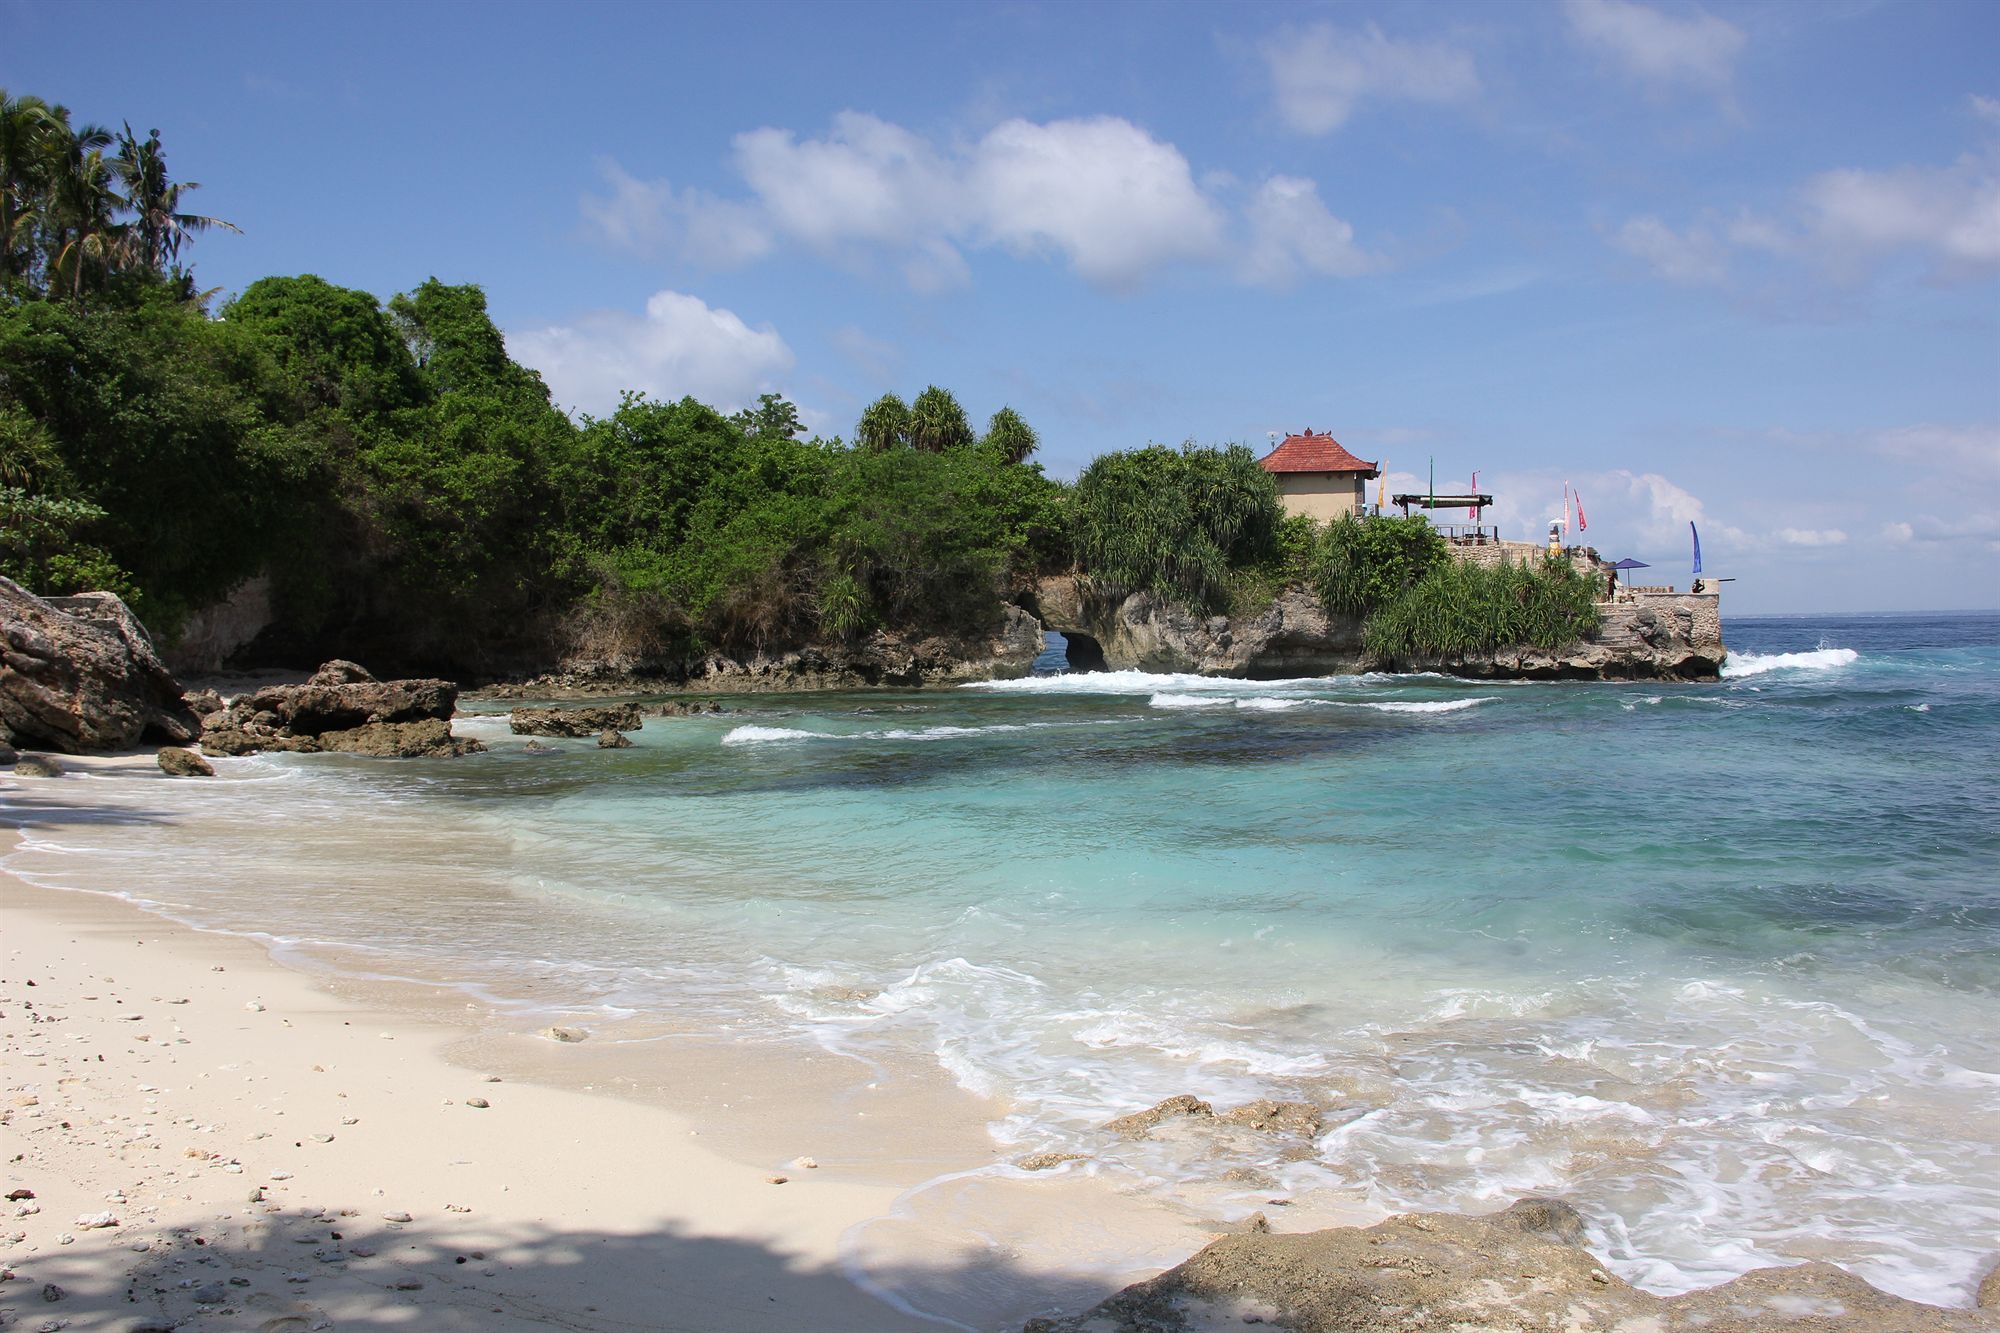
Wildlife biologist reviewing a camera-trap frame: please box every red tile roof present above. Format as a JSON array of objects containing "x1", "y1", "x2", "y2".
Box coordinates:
[{"x1": 1258, "y1": 430, "x2": 1379, "y2": 475}]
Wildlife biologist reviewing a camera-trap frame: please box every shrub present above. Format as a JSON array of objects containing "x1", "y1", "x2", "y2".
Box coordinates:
[
  {"x1": 1070, "y1": 443, "x2": 1280, "y2": 611},
  {"x1": 1362, "y1": 554, "x2": 1602, "y2": 659}
]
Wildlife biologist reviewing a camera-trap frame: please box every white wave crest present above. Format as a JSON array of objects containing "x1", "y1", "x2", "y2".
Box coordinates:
[
  {"x1": 1720, "y1": 647, "x2": 1859, "y2": 678},
  {"x1": 968, "y1": 670, "x2": 1340, "y2": 696},
  {"x1": 1148, "y1": 693, "x2": 1232, "y2": 710},
  {"x1": 721, "y1": 725, "x2": 819, "y2": 746},
  {"x1": 1345, "y1": 697, "x2": 1492, "y2": 714}
]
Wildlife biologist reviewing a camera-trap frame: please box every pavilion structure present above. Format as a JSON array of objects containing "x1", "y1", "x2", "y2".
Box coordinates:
[{"x1": 1256, "y1": 430, "x2": 1380, "y2": 522}]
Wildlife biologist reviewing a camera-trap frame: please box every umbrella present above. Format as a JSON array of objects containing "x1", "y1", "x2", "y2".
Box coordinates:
[{"x1": 1606, "y1": 557, "x2": 1648, "y2": 592}]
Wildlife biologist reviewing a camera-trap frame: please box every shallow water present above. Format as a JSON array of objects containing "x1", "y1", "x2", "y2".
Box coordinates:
[{"x1": 7, "y1": 611, "x2": 1998, "y2": 1308}]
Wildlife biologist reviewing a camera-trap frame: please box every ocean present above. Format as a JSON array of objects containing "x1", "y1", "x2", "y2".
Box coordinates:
[{"x1": 7, "y1": 611, "x2": 1998, "y2": 1310}]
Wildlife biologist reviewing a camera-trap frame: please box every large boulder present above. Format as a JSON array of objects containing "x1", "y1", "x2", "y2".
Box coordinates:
[
  {"x1": 198, "y1": 660, "x2": 479, "y2": 758},
  {"x1": 1025, "y1": 1198, "x2": 1997, "y2": 1332},
  {"x1": 0, "y1": 578, "x2": 199, "y2": 753}
]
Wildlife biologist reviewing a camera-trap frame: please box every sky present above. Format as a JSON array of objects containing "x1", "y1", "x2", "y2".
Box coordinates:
[{"x1": 7, "y1": 0, "x2": 1997, "y2": 613}]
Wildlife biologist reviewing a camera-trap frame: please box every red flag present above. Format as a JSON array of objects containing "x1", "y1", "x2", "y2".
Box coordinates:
[
  {"x1": 1468, "y1": 471, "x2": 1478, "y2": 522},
  {"x1": 1575, "y1": 491, "x2": 1587, "y2": 532}
]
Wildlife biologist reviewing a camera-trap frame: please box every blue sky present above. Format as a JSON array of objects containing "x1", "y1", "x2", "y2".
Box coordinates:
[{"x1": 8, "y1": 0, "x2": 1996, "y2": 612}]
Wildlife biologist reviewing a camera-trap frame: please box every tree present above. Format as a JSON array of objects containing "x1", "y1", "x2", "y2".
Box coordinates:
[
  {"x1": 982, "y1": 406, "x2": 1038, "y2": 465},
  {"x1": 0, "y1": 90, "x2": 56, "y2": 289},
  {"x1": 111, "y1": 123, "x2": 237, "y2": 274},
  {"x1": 730, "y1": 392, "x2": 803, "y2": 440},
  {"x1": 908, "y1": 385, "x2": 972, "y2": 452},
  {"x1": 1069, "y1": 443, "x2": 1281, "y2": 611},
  {"x1": 855, "y1": 393, "x2": 910, "y2": 451}
]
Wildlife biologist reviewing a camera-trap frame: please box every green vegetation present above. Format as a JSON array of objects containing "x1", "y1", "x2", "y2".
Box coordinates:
[
  {"x1": 2, "y1": 92, "x2": 1600, "y2": 675},
  {"x1": 1069, "y1": 443, "x2": 1280, "y2": 611}
]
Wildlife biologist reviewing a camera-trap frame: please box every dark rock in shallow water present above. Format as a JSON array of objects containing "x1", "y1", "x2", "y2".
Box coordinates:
[
  {"x1": 1024, "y1": 1197, "x2": 1999, "y2": 1332},
  {"x1": 13, "y1": 752, "x2": 62, "y2": 777},
  {"x1": 157, "y1": 746, "x2": 214, "y2": 777},
  {"x1": 1218, "y1": 1099, "x2": 1323, "y2": 1140},
  {"x1": 316, "y1": 718, "x2": 483, "y2": 758},
  {"x1": 195, "y1": 660, "x2": 472, "y2": 758},
  {"x1": 509, "y1": 704, "x2": 643, "y2": 737},
  {"x1": 0, "y1": 741, "x2": 15, "y2": 765},
  {"x1": 0, "y1": 578, "x2": 199, "y2": 752},
  {"x1": 596, "y1": 729, "x2": 633, "y2": 749}
]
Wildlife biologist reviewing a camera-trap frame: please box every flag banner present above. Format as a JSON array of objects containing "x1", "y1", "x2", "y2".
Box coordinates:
[
  {"x1": 1378, "y1": 465, "x2": 1386, "y2": 512},
  {"x1": 1691, "y1": 521, "x2": 1703, "y2": 574},
  {"x1": 1468, "y1": 471, "x2": 1479, "y2": 522},
  {"x1": 1575, "y1": 491, "x2": 1587, "y2": 531}
]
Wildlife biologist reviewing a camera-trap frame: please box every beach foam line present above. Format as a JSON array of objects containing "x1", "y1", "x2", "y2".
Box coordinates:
[
  {"x1": 1346, "y1": 697, "x2": 1492, "y2": 714},
  {"x1": 965, "y1": 669, "x2": 1343, "y2": 696},
  {"x1": 720, "y1": 719, "x2": 1117, "y2": 747},
  {"x1": 1720, "y1": 646, "x2": 1858, "y2": 678}
]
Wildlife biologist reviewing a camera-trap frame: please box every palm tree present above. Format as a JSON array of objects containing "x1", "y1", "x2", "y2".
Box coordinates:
[
  {"x1": 908, "y1": 385, "x2": 971, "y2": 452},
  {"x1": 0, "y1": 90, "x2": 57, "y2": 287},
  {"x1": 856, "y1": 393, "x2": 911, "y2": 451},
  {"x1": 982, "y1": 406, "x2": 1039, "y2": 465},
  {"x1": 112, "y1": 123, "x2": 237, "y2": 273},
  {"x1": 37, "y1": 104, "x2": 116, "y2": 298}
]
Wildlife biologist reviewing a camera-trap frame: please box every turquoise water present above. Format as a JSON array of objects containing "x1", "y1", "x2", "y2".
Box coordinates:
[{"x1": 7, "y1": 612, "x2": 1998, "y2": 1307}]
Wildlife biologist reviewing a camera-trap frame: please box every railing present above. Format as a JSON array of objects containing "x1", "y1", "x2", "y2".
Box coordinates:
[{"x1": 1435, "y1": 523, "x2": 1500, "y2": 544}]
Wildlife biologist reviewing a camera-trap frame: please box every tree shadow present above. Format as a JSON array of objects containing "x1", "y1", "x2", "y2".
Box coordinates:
[
  {"x1": 18, "y1": 1201, "x2": 1121, "y2": 1332},
  {"x1": 0, "y1": 782, "x2": 184, "y2": 831}
]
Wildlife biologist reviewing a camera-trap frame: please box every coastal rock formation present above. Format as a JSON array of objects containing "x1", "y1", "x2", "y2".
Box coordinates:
[
  {"x1": 198, "y1": 662, "x2": 482, "y2": 758},
  {"x1": 478, "y1": 605, "x2": 1044, "y2": 698},
  {"x1": 509, "y1": 704, "x2": 644, "y2": 737},
  {"x1": 1028, "y1": 574, "x2": 1724, "y2": 682},
  {"x1": 0, "y1": 578, "x2": 200, "y2": 753},
  {"x1": 1024, "y1": 1198, "x2": 1999, "y2": 1332}
]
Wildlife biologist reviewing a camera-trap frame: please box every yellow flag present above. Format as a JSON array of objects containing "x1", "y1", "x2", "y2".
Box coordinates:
[{"x1": 1377, "y1": 465, "x2": 1386, "y2": 510}]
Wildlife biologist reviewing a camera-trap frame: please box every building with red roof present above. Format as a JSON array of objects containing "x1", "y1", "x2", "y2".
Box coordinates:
[{"x1": 1257, "y1": 430, "x2": 1380, "y2": 521}]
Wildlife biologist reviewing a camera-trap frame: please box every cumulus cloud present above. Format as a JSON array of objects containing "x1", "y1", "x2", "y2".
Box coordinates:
[
  {"x1": 1240, "y1": 175, "x2": 1380, "y2": 287},
  {"x1": 967, "y1": 117, "x2": 1226, "y2": 289},
  {"x1": 588, "y1": 112, "x2": 1374, "y2": 293},
  {"x1": 1261, "y1": 22, "x2": 1480, "y2": 135},
  {"x1": 507, "y1": 290, "x2": 794, "y2": 419},
  {"x1": 1563, "y1": 0, "x2": 1744, "y2": 95},
  {"x1": 1869, "y1": 423, "x2": 2000, "y2": 484}
]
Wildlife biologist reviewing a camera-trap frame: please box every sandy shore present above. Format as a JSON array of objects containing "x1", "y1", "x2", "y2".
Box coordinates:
[{"x1": 0, "y1": 758, "x2": 1303, "y2": 1332}]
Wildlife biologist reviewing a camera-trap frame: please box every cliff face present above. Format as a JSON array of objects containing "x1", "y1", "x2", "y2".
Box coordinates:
[{"x1": 1028, "y1": 576, "x2": 1724, "y2": 682}]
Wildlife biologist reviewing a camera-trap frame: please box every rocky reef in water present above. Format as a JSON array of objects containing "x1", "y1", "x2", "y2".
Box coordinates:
[
  {"x1": 1027, "y1": 1196, "x2": 2000, "y2": 1332},
  {"x1": 1024, "y1": 574, "x2": 1724, "y2": 682}
]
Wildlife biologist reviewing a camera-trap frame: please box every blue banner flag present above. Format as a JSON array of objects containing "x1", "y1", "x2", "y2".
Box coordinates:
[{"x1": 1691, "y1": 521, "x2": 1703, "y2": 575}]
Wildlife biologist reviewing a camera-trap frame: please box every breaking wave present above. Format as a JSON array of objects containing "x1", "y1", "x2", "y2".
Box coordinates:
[{"x1": 1720, "y1": 647, "x2": 1859, "y2": 678}]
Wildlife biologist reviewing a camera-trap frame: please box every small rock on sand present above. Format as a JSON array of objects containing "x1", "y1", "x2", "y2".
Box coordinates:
[
  {"x1": 1220, "y1": 1099, "x2": 1324, "y2": 1140},
  {"x1": 1018, "y1": 1152, "x2": 1088, "y2": 1171},
  {"x1": 380, "y1": 1211, "x2": 412, "y2": 1223},
  {"x1": 13, "y1": 753, "x2": 62, "y2": 778},
  {"x1": 542, "y1": 1026, "x2": 588, "y2": 1042}
]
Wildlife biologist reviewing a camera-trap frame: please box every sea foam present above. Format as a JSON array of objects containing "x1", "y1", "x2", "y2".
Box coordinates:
[{"x1": 1720, "y1": 647, "x2": 1859, "y2": 678}]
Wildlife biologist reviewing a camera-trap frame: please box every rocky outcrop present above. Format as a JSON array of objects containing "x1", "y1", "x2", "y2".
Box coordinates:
[
  {"x1": 1026, "y1": 1198, "x2": 1999, "y2": 1332},
  {"x1": 1029, "y1": 575, "x2": 1724, "y2": 682},
  {"x1": 13, "y1": 752, "x2": 62, "y2": 777},
  {"x1": 198, "y1": 661, "x2": 482, "y2": 758},
  {"x1": 509, "y1": 704, "x2": 644, "y2": 737},
  {"x1": 0, "y1": 578, "x2": 199, "y2": 753},
  {"x1": 476, "y1": 605, "x2": 1045, "y2": 698}
]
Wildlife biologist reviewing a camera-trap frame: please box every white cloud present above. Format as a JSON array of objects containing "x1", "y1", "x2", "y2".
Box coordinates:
[
  {"x1": 1870, "y1": 423, "x2": 2000, "y2": 484},
  {"x1": 1799, "y1": 156, "x2": 2000, "y2": 275},
  {"x1": 1261, "y1": 22, "x2": 1480, "y2": 135},
  {"x1": 733, "y1": 112, "x2": 960, "y2": 253},
  {"x1": 588, "y1": 113, "x2": 1376, "y2": 293},
  {"x1": 507, "y1": 290, "x2": 794, "y2": 419},
  {"x1": 1776, "y1": 527, "x2": 1848, "y2": 547},
  {"x1": 1563, "y1": 0, "x2": 1745, "y2": 95},
  {"x1": 579, "y1": 161, "x2": 773, "y2": 267},
  {"x1": 1610, "y1": 215, "x2": 1729, "y2": 285},
  {"x1": 1610, "y1": 135, "x2": 2000, "y2": 292},
  {"x1": 1240, "y1": 175, "x2": 1379, "y2": 287},
  {"x1": 967, "y1": 117, "x2": 1226, "y2": 289}
]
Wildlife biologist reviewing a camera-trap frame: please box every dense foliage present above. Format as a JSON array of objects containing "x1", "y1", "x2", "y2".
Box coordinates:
[
  {"x1": 1360, "y1": 551, "x2": 1603, "y2": 658},
  {"x1": 1069, "y1": 443, "x2": 1281, "y2": 611}
]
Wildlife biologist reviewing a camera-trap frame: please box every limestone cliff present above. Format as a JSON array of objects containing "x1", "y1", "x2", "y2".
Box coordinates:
[{"x1": 1026, "y1": 575, "x2": 1723, "y2": 682}]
